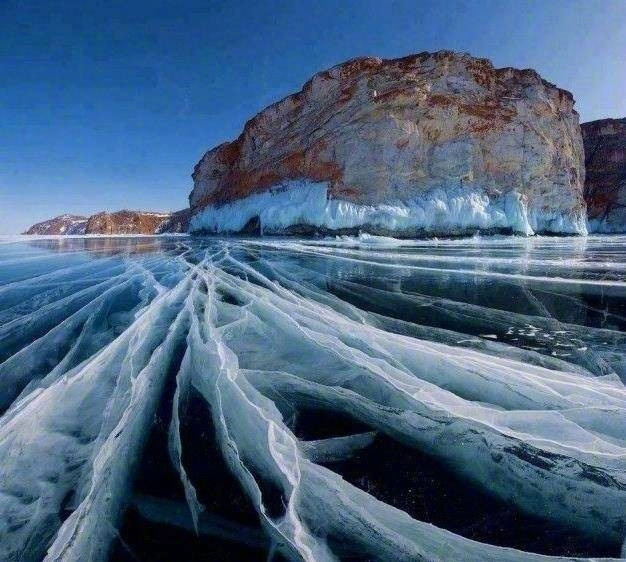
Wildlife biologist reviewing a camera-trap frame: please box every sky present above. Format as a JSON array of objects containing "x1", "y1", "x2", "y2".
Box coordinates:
[{"x1": 1, "y1": 0, "x2": 625, "y2": 233}]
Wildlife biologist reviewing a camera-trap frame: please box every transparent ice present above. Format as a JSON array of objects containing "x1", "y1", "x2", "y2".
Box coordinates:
[{"x1": 0, "y1": 234, "x2": 624, "y2": 561}]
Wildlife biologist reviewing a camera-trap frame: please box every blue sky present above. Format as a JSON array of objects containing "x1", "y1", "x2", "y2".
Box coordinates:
[{"x1": 1, "y1": 0, "x2": 625, "y2": 233}]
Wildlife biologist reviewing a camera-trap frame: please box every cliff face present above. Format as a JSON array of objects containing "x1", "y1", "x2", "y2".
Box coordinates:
[
  {"x1": 24, "y1": 209, "x2": 190, "y2": 235},
  {"x1": 24, "y1": 214, "x2": 87, "y2": 235},
  {"x1": 190, "y1": 51, "x2": 587, "y2": 236},
  {"x1": 582, "y1": 118, "x2": 626, "y2": 233}
]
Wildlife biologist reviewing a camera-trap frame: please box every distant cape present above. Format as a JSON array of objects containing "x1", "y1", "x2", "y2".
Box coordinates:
[{"x1": 23, "y1": 208, "x2": 190, "y2": 235}]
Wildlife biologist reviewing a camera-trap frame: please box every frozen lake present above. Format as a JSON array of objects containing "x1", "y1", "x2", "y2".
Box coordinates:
[{"x1": 0, "y1": 234, "x2": 625, "y2": 561}]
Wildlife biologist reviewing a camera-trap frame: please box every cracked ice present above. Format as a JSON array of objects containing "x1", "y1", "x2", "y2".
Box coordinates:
[{"x1": 0, "y1": 234, "x2": 625, "y2": 561}]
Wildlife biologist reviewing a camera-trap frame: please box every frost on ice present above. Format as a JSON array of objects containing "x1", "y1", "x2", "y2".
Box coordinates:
[{"x1": 0, "y1": 234, "x2": 624, "y2": 561}]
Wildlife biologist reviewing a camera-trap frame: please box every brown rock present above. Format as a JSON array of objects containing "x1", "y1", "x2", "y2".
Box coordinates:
[
  {"x1": 84, "y1": 210, "x2": 172, "y2": 235},
  {"x1": 24, "y1": 209, "x2": 190, "y2": 235},
  {"x1": 190, "y1": 51, "x2": 586, "y2": 236}
]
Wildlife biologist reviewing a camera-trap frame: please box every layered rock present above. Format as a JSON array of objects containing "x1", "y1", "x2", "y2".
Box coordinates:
[
  {"x1": 582, "y1": 118, "x2": 626, "y2": 233},
  {"x1": 23, "y1": 214, "x2": 88, "y2": 235},
  {"x1": 24, "y1": 209, "x2": 190, "y2": 235},
  {"x1": 190, "y1": 51, "x2": 587, "y2": 237}
]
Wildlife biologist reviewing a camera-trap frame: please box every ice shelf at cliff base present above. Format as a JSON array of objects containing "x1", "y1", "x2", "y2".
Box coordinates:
[{"x1": 190, "y1": 181, "x2": 587, "y2": 236}]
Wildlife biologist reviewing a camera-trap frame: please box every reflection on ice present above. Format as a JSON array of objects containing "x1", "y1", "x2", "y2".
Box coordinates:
[{"x1": 0, "y1": 234, "x2": 625, "y2": 561}]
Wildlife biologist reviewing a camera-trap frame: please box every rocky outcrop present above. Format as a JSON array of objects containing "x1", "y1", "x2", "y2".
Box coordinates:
[
  {"x1": 24, "y1": 209, "x2": 190, "y2": 235},
  {"x1": 190, "y1": 51, "x2": 587, "y2": 237},
  {"x1": 84, "y1": 210, "x2": 171, "y2": 235},
  {"x1": 582, "y1": 118, "x2": 626, "y2": 233},
  {"x1": 23, "y1": 214, "x2": 88, "y2": 235},
  {"x1": 155, "y1": 208, "x2": 191, "y2": 234}
]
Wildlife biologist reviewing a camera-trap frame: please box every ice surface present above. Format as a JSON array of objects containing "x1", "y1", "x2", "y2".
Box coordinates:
[
  {"x1": 189, "y1": 181, "x2": 588, "y2": 236},
  {"x1": 0, "y1": 234, "x2": 624, "y2": 561}
]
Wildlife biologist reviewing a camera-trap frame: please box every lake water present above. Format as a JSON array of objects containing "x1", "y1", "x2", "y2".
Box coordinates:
[{"x1": 0, "y1": 234, "x2": 625, "y2": 561}]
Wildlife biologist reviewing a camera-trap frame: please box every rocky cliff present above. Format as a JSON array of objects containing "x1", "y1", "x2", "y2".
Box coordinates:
[
  {"x1": 24, "y1": 209, "x2": 190, "y2": 235},
  {"x1": 189, "y1": 51, "x2": 587, "y2": 237},
  {"x1": 582, "y1": 118, "x2": 626, "y2": 233}
]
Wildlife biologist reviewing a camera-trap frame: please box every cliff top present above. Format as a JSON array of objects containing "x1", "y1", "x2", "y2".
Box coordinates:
[
  {"x1": 194, "y1": 50, "x2": 576, "y2": 180},
  {"x1": 581, "y1": 117, "x2": 626, "y2": 136}
]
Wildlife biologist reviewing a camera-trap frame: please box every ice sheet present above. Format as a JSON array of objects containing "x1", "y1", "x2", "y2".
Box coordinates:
[{"x1": 0, "y1": 234, "x2": 624, "y2": 561}]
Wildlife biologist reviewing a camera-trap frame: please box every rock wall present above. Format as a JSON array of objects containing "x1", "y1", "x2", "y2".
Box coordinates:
[
  {"x1": 582, "y1": 118, "x2": 626, "y2": 233},
  {"x1": 190, "y1": 51, "x2": 587, "y2": 236}
]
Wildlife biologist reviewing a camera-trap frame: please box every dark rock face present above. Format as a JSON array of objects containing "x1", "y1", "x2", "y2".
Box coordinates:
[
  {"x1": 23, "y1": 214, "x2": 88, "y2": 235},
  {"x1": 155, "y1": 208, "x2": 191, "y2": 234},
  {"x1": 582, "y1": 118, "x2": 626, "y2": 233},
  {"x1": 24, "y1": 209, "x2": 190, "y2": 235}
]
